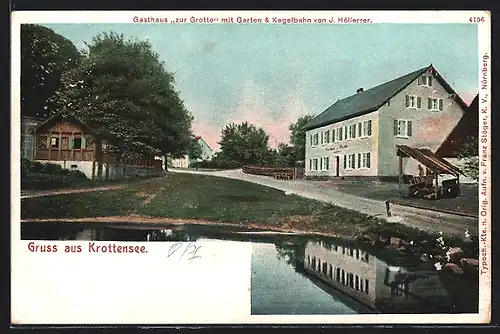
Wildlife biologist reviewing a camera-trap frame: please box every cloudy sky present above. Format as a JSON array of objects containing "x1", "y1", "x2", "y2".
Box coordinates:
[{"x1": 42, "y1": 23, "x2": 478, "y2": 151}]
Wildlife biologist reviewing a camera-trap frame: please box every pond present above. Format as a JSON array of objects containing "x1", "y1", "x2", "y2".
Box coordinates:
[{"x1": 21, "y1": 222, "x2": 479, "y2": 315}]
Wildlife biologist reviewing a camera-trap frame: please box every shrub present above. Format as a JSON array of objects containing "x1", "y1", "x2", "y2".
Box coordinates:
[{"x1": 21, "y1": 158, "x2": 91, "y2": 190}]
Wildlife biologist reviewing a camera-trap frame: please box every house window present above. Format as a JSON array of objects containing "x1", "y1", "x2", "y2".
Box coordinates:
[
  {"x1": 418, "y1": 75, "x2": 433, "y2": 87},
  {"x1": 73, "y1": 137, "x2": 82, "y2": 149},
  {"x1": 335, "y1": 128, "x2": 343, "y2": 141},
  {"x1": 361, "y1": 120, "x2": 372, "y2": 137},
  {"x1": 324, "y1": 130, "x2": 330, "y2": 144},
  {"x1": 50, "y1": 137, "x2": 59, "y2": 149},
  {"x1": 428, "y1": 98, "x2": 444, "y2": 111},
  {"x1": 393, "y1": 120, "x2": 413, "y2": 137},
  {"x1": 405, "y1": 95, "x2": 422, "y2": 109},
  {"x1": 348, "y1": 124, "x2": 357, "y2": 139},
  {"x1": 322, "y1": 157, "x2": 330, "y2": 170},
  {"x1": 361, "y1": 153, "x2": 371, "y2": 168},
  {"x1": 346, "y1": 154, "x2": 356, "y2": 169},
  {"x1": 312, "y1": 133, "x2": 319, "y2": 146}
]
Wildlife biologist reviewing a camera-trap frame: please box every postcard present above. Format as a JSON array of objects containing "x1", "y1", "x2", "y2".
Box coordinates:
[{"x1": 11, "y1": 10, "x2": 491, "y2": 325}]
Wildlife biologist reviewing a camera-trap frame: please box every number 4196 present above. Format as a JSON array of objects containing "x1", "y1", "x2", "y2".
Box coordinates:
[{"x1": 470, "y1": 17, "x2": 485, "y2": 23}]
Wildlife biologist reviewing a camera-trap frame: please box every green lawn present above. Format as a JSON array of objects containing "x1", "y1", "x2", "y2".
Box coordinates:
[{"x1": 21, "y1": 173, "x2": 474, "y2": 252}]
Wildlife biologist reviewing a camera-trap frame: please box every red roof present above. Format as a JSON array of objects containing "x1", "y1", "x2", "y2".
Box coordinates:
[{"x1": 435, "y1": 94, "x2": 479, "y2": 158}]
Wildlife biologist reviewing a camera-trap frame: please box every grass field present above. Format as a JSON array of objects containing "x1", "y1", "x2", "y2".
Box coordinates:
[{"x1": 22, "y1": 173, "x2": 475, "y2": 251}]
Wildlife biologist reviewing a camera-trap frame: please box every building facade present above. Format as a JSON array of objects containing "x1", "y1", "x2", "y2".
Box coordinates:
[
  {"x1": 33, "y1": 111, "x2": 158, "y2": 180},
  {"x1": 304, "y1": 65, "x2": 470, "y2": 180},
  {"x1": 170, "y1": 135, "x2": 214, "y2": 168}
]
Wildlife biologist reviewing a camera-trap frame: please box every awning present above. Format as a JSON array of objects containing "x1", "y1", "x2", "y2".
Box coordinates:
[{"x1": 396, "y1": 145, "x2": 464, "y2": 176}]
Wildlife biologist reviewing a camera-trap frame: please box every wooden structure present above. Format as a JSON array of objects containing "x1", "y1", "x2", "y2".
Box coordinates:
[
  {"x1": 242, "y1": 165, "x2": 304, "y2": 180},
  {"x1": 396, "y1": 145, "x2": 464, "y2": 200},
  {"x1": 33, "y1": 111, "x2": 157, "y2": 180}
]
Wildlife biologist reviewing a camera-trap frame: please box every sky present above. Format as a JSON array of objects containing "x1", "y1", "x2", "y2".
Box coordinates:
[{"x1": 42, "y1": 23, "x2": 479, "y2": 151}]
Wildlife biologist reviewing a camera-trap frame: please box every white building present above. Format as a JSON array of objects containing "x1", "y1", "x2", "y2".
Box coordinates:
[
  {"x1": 170, "y1": 135, "x2": 214, "y2": 168},
  {"x1": 304, "y1": 65, "x2": 470, "y2": 180},
  {"x1": 303, "y1": 240, "x2": 455, "y2": 313}
]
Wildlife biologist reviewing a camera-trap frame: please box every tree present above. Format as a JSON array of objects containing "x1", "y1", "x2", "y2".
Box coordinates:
[
  {"x1": 457, "y1": 135, "x2": 479, "y2": 181},
  {"x1": 289, "y1": 115, "x2": 314, "y2": 163},
  {"x1": 188, "y1": 137, "x2": 203, "y2": 169},
  {"x1": 21, "y1": 24, "x2": 82, "y2": 117},
  {"x1": 217, "y1": 122, "x2": 271, "y2": 166},
  {"x1": 274, "y1": 143, "x2": 296, "y2": 167},
  {"x1": 46, "y1": 32, "x2": 194, "y2": 159}
]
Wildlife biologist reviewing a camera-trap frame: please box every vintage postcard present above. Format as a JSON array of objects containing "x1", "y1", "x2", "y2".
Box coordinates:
[{"x1": 11, "y1": 10, "x2": 491, "y2": 325}]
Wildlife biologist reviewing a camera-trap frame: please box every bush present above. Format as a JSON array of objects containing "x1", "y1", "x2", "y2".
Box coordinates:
[{"x1": 21, "y1": 158, "x2": 91, "y2": 190}]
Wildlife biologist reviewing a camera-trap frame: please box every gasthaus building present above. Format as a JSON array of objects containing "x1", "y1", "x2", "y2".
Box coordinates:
[{"x1": 304, "y1": 64, "x2": 470, "y2": 181}]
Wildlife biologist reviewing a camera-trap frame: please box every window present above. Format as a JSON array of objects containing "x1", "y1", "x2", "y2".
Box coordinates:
[
  {"x1": 393, "y1": 119, "x2": 413, "y2": 137},
  {"x1": 347, "y1": 124, "x2": 357, "y2": 139},
  {"x1": 324, "y1": 130, "x2": 330, "y2": 144},
  {"x1": 50, "y1": 137, "x2": 59, "y2": 149},
  {"x1": 428, "y1": 98, "x2": 444, "y2": 111},
  {"x1": 334, "y1": 128, "x2": 343, "y2": 141},
  {"x1": 312, "y1": 133, "x2": 319, "y2": 146},
  {"x1": 361, "y1": 152, "x2": 371, "y2": 168},
  {"x1": 418, "y1": 75, "x2": 433, "y2": 87},
  {"x1": 322, "y1": 157, "x2": 330, "y2": 170},
  {"x1": 405, "y1": 95, "x2": 422, "y2": 109},
  {"x1": 346, "y1": 154, "x2": 356, "y2": 169},
  {"x1": 73, "y1": 137, "x2": 82, "y2": 149},
  {"x1": 361, "y1": 120, "x2": 372, "y2": 137}
]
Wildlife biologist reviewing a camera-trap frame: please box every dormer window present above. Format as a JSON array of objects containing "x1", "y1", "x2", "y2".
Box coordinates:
[{"x1": 418, "y1": 75, "x2": 433, "y2": 87}]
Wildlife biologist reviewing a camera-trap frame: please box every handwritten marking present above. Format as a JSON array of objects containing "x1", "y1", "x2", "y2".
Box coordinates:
[{"x1": 167, "y1": 242, "x2": 202, "y2": 262}]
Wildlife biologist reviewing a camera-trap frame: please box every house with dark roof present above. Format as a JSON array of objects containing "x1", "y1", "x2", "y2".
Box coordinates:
[
  {"x1": 304, "y1": 64, "x2": 469, "y2": 180},
  {"x1": 32, "y1": 110, "x2": 160, "y2": 180}
]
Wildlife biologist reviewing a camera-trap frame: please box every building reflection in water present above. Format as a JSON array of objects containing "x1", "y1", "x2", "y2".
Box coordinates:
[{"x1": 302, "y1": 240, "x2": 475, "y2": 313}]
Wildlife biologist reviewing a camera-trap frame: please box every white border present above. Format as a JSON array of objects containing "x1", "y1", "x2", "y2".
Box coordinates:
[{"x1": 11, "y1": 10, "x2": 491, "y2": 324}]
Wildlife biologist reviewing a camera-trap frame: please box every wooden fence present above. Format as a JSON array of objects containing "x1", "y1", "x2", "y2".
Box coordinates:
[{"x1": 242, "y1": 165, "x2": 305, "y2": 180}]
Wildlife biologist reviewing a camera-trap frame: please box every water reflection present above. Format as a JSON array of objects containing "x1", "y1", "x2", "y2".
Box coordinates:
[{"x1": 21, "y1": 222, "x2": 478, "y2": 314}]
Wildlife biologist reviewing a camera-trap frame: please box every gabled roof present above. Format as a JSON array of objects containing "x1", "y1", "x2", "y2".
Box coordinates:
[
  {"x1": 435, "y1": 94, "x2": 479, "y2": 158},
  {"x1": 305, "y1": 65, "x2": 469, "y2": 131},
  {"x1": 33, "y1": 109, "x2": 100, "y2": 136},
  {"x1": 195, "y1": 135, "x2": 213, "y2": 151}
]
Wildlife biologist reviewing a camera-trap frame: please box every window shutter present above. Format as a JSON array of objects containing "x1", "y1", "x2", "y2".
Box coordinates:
[
  {"x1": 339, "y1": 128, "x2": 343, "y2": 141},
  {"x1": 417, "y1": 97, "x2": 422, "y2": 108},
  {"x1": 344, "y1": 155, "x2": 347, "y2": 169},
  {"x1": 310, "y1": 135, "x2": 312, "y2": 146},
  {"x1": 367, "y1": 120, "x2": 372, "y2": 136},
  {"x1": 439, "y1": 99, "x2": 443, "y2": 111},
  {"x1": 358, "y1": 154, "x2": 361, "y2": 168},
  {"x1": 405, "y1": 95, "x2": 410, "y2": 107},
  {"x1": 417, "y1": 76, "x2": 421, "y2": 85},
  {"x1": 393, "y1": 120, "x2": 398, "y2": 135},
  {"x1": 344, "y1": 127, "x2": 348, "y2": 139},
  {"x1": 352, "y1": 125, "x2": 356, "y2": 138},
  {"x1": 367, "y1": 153, "x2": 371, "y2": 168},
  {"x1": 407, "y1": 121, "x2": 413, "y2": 137},
  {"x1": 358, "y1": 123, "x2": 362, "y2": 137},
  {"x1": 69, "y1": 136, "x2": 73, "y2": 149},
  {"x1": 81, "y1": 136, "x2": 87, "y2": 149},
  {"x1": 428, "y1": 98, "x2": 432, "y2": 109},
  {"x1": 320, "y1": 158, "x2": 323, "y2": 170},
  {"x1": 325, "y1": 157, "x2": 329, "y2": 170},
  {"x1": 333, "y1": 130, "x2": 336, "y2": 142},
  {"x1": 309, "y1": 159, "x2": 312, "y2": 170},
  {"x1": 428, "y1": 76, "x2": 432, "y2": 86}
]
